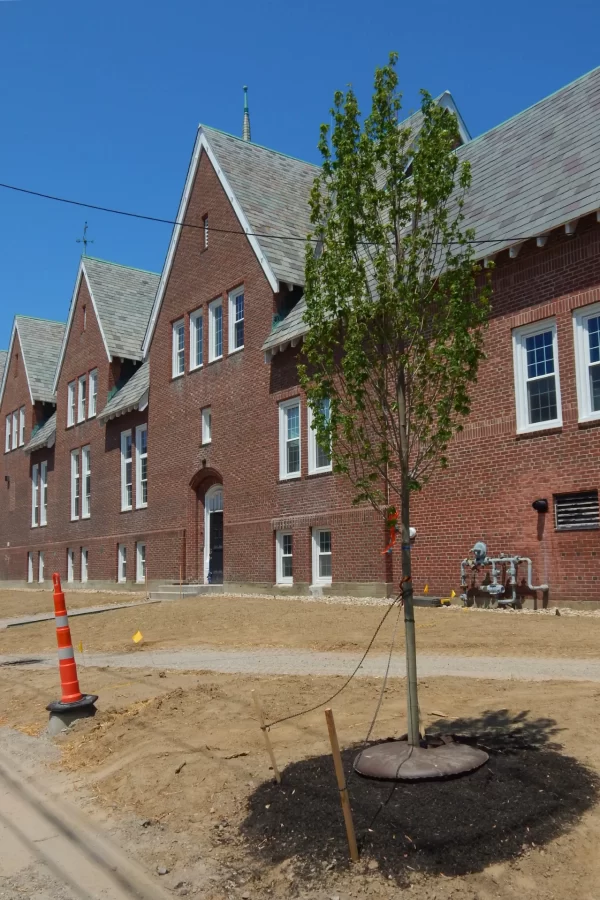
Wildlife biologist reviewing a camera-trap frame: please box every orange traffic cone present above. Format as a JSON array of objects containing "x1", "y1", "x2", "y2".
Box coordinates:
[{"x1": 46, "y1": 573, "x2": 97, "y2": 723}]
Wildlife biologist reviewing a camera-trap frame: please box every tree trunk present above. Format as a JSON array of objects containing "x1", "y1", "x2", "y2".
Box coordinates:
[{"x1": 397, "y1": 367, "x2": 420, "y2": 747}]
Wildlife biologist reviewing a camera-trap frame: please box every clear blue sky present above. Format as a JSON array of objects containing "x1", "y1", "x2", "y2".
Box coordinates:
[{"x1": 0, "y1": 0, "x2": 598, "y2": 349}]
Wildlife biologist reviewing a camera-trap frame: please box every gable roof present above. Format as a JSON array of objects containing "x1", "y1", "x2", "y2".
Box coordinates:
[
  {"x1": 0, "y1": 351, "x2": 7, "y2": 387},
  {"x1": 97, "y1": 360, "x2": 149, "y2": 423},
  {"x1": 23, "y1": 412, "x2": 56, "y2": 455},
  {"x1": 0, "y1": 317, "x2": 65, "y2": 407},
  {"x1": 53, "y1": 257, "x2": 160, "y2": 393}
]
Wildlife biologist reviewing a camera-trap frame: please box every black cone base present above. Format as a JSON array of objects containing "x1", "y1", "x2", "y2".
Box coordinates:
[
  {"x1": 46, "y1": 694, "x2": 98, "y2": 713},
  {"x1": 354, "y1": 740, "x2": 489, "y2": 781}
]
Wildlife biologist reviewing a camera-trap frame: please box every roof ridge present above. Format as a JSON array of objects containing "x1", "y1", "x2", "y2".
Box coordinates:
[
  {"x1": 84, "y1": 256, "x2": 160, "y2": 276},
  {"x1": 465, "y1": 64, "x2": 600, "y2": 149},
  {"x1": 200, "y1": 124, "x2": 321, "y2": 170},
  {"x1": 15, "y1": 314, "x2": 65, "y2": 326}
]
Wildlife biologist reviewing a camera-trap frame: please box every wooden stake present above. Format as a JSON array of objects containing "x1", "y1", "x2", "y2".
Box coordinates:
[
  {"x1": 325, "y1": 708, "x2": 359, "y2": 863},
  {"x1": 251, "y1": 690, "x2": 281, "y2": 784}
]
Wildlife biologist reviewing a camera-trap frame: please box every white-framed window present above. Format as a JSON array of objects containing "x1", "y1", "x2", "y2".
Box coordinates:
[
  {"x1": 38, "y1": 551, "x2": 44, "y2": 584},
  {"x1": 201, "y1": 407, "x2": 212, "y2": 444},
  {"x1": 19, "y1": 407, "x2": 25, "y2": 446},
  {"x1": 203, "y1": 215, "x2": 209, "y2": 249},
  {"x1": 40, "y1": 461, "x2": 47, "y2": 526},
  {"x1": 77, "y1": 374, "x2": 87, "y2": 423},
  {"x1": 573, "y1": 302, "x2": 600, "y2": 422},
  {"x1": 308, "y1": 398, "x2": 332, "y2": 474},
  {"x1": 70, "y1": 449, "x2": 80, "y2": 520},
  {"x1": 82, "y1": 445, "x2": 91, "y2": 518},
  {"x1": 312, "y1": 528, "x2": 332, "y2": 585},
  {"x1": 118, "y1": 544, "x2": 127, "y2": 583},
  {"x1": 276, "y1": 532, "x2": 293, "y2": 585},
  {"x1": 27, "y1": 551, "x2": 34, "y2": 583},
  {"x1": 11, "y1": 411, "x2": 17, "y2": 450},
  {"x1": 88, "y1": 369, "x2": 98, "y2": 418},
  {"x1": 136, "y1": 542, "x2": 146, "y2": 583},
  {"x1": 5, "y1": 415, "x2": 10, "y2": 453},
  {"x1": 208, "y1": 298, "x2": 223, "y2": 362},
  {"x1": 190, "y1": 309, "x2": 203, "y2": 371},
  {"x1": 120, "y1": 430, "x2": 133, "y2": 511},
  {"x1": 512, "y1": 320, "x2": 562, "y2": 433},
  {"x1": 81, "y1": 547, "x2": 88, "y2": 583},
  {"x1": 67, "y1": 381, "x2": 76, "y2": 427},
  {"x1": 67, "y1": 548, "x2": 74, "y2": 583},
  {"x1": 228, "y1": 287, "x2": 244, "y2": 353},
  {"x1": 172, "y1": 318, "x2": 185, "y2": 378},
  {"x1": 31, "y1": 464, "x2": 39, "y2": 527},
  {"x1": 279, "y1": 398, "x2": 301, "y2": 479},
  {"x1": 135, "y1": 424, "x2": 148, "y2": 508}
]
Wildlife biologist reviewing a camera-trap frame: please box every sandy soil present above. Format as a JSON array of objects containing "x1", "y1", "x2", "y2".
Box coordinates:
[
  {"x1": 2, "y1": 593, "x2": 600, "y2": 660},
  {"x1": 1, "y1": 663, "x2": 599, "y2": 899},
  {"x1": 0, "y1": 588, "x2": 142, "y2": 620}
]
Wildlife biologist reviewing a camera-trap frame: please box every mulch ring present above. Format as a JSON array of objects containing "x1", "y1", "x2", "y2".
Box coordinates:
[{"x1": 241, "y1": 728, "x2": 599, "y2": 885}]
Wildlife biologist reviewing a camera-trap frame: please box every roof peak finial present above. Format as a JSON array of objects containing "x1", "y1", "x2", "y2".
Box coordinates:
[{"x1": 242, "y1": 85, "x2": 251, "y2": 142}]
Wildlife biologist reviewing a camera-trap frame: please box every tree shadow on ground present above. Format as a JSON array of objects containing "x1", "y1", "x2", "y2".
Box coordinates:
[{"x1": 241, "y1": 710, "x2": 599, "y2": 885}]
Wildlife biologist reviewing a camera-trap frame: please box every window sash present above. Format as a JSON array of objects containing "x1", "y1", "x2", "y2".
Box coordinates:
[
  {"x1": 82, "y1": 446, "x2": 91, "y2": 518},
  {"x1": 276, "y1": 532, "x2": 293, "y2": 584},
  {"x1": 202, "y1": 407, "x2": 212, "y2": 444},
  {"x1": 67, "y1": 382, "x2": 76, "y2": 427},
  {"x1": 135, "y1": 425, "x2": 148, "y2": 508},
  {"x1": 81, "y1": 548, "x2": 88, "y2": 583},
  {"x1": 31, "y1": 464, "x2": 39, "y2": 527},
  {"x1": 5, "y1": 415, "x2": 10, "y2": 453},
  {"x1": 71, "y1": 449, "x2": 80, "y2": 520},
  {"x1": 77, "y1": 375, "x2": 87, "y2": 422},
  {"x1": 19, "y1": 407, "x2": 25, "y2": 446},
  {"x1": 513, "y1": 321, "x2": 562, "y2": 433},
  {"x1": 209, "y1": 300, "x2": 223, "y2": 361},
  {"x1": 190, "y1": 311, "x2": 203, "y2": 370},
  {"x1": 121, "y1": 431, "x2": 133, "y2": 510},
  {"x1": 11, "y1": 411, "x2": 17, "y2": 449},
  {"x1": 228, "y1": 289, "x2": 244, "y2": 351},
  {"x1": 67, "y1": 549, "x2": 74, "y2": 583},
  {"x1": 279, "y1": 400, "x2": 301, "y2": 479},
  {"x1": 89, "y1": 370, "x2": 98, "y2": 417},
  {"x1": 573, "y1": 303, "x2": 600, "y2": 422},
  {"x1": 172, "y1": 320, "x2": 185, "y2": 377},
  {"x1": 308, "y1": 399, "x2": 332, "y2": 473},
  {"x1": 38, "y1": 551, "x2": 44, "y2": 583},
  {"x1": 118, "y1": 544, "x2": 127, "y2": 582},
  {"x1": 27, "y1": 551, "x2": 34, "y2": 583},
  {"x1": 136, "y1": 542, "x2": 146, "y2": 583},
  {"x1": 40, "y1": 461, "x2": 47, "y2": 526}
]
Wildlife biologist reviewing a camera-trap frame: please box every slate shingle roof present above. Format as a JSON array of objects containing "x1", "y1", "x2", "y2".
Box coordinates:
[
  {"x1": 264, "y1": 66, "x2": 600, "y2": 352},
  {"x1": 16, "y1": 317, "x2": 65, "y2": 403},
  {"x1": 201, "y1": 127, "x2": 319, "y2": 287},
  {"x1": 0, "y1": 351, "x2": 7, "y2": 386},
  {"x1": 24, "y1": 412, "x2": 56, "y2": 454},
  {"x1": 84, "y1": 258, "x2": 160, "y2": 361},
  {"x1": 97, "y1": 361, "x2": 149, "y2": 423}
]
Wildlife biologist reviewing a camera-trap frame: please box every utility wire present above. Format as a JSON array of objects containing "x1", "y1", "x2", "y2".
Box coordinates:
[{"x1": 0, "y1": 180, "x2": 569, "y2": 247}]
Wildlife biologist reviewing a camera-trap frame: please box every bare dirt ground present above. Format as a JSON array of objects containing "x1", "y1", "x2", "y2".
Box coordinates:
[
  {"x1": 1, "y1": 662, "x2": 600, "y2": 900},
  {"x1": 2, "y1": 591, "x2": 600, "y2": 659},
  {"x1": 0, "y1": 588, "x2": 141, "y2": 620}
]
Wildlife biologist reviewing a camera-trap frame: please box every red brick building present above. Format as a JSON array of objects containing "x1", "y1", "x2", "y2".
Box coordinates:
[{"x1": 1, "y1": 69, "x2": 599, "y2": 602}]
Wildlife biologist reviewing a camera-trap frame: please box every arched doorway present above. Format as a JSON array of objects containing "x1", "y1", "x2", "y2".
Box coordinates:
[{"x1": 204, "y1": 485, "x2": 224, "y2": 584}]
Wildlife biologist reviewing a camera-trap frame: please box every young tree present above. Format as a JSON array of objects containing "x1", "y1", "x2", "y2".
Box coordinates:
[{"x1": 300, "y1": 54, "x2": 491, "y2": 747}]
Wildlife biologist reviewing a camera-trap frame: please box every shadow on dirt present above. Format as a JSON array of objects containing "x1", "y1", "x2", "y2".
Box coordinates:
[{"x1": 242, "y1": 710, "x2": 598, "y2": 884}]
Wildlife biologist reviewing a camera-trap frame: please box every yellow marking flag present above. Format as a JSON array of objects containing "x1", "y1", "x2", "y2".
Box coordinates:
[
  {"x1": 450, "y1": 590, "x2": 456, "y2": 598},
  {"x1": 132, "y1": 631, "x2": 143, "y2": 644},
  {"x1": 423, "y1": 584, "x2": 429, "y2": 595},
  {"x1": 77, "y1": 641, "x2": 83, "y2": 653}
]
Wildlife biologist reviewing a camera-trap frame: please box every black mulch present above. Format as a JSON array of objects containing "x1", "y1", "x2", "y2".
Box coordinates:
[{"x1": 241, "y1": 710, "x2": 599, "y2": 884}]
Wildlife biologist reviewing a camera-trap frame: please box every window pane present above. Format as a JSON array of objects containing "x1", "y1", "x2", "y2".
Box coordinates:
[
  {"x1": 319, "y1": 531, "x2": 331, "y2": 554},
  {"x1": 282, "y1": 556, "x2": 293, "y2": 578},
  {"x1": 283, "y1": 534, "x2": 292, "y2": 555},
  {"x1": 316, "y1": 443, "x2": 331, "y2": 469},
  {"x1": 526, "y1": 331, "x2": 554, "y2": 378},
  {"x1": 235, "y1": 319, "x2": 244, "y2": 348},
  {"x1": 286, "y1": 406, "x2": 299, "y2": 441},
  {"x1": 214, "y1": 306, "x2": 223, "y2": 357},
  {"x1": 590, "y1": 364, "x2": 600, "y2": 412},
  {"x1": 528, "y1": 375, "x2": 557, "y2": 423},
  {"x1": 287, "y1": 439, "x2": 300, "y2": 474},
  {"x1": 195, "y1": 316, "x2": 203, "y2": 367}
]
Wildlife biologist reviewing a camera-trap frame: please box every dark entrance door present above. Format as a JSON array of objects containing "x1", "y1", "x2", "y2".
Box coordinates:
[{"x1": 208, "y1": 511, "x2": 224, "y2": 584}]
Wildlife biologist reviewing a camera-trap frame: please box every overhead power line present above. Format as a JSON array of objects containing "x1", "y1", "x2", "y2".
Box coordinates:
[{"x1": 0, "y1": 179, "x2": 574, "y2": 247}]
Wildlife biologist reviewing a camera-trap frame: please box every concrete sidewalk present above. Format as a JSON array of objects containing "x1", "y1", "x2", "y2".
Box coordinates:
[{"x1": 1, "y1": 646, "x2": 600, "y2": 682}]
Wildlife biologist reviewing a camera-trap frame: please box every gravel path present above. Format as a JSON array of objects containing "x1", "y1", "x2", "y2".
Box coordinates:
[{"x1": 2, "y1": 647, "x2": 600, "y2": 682}]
